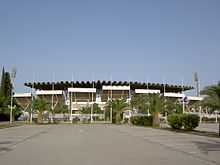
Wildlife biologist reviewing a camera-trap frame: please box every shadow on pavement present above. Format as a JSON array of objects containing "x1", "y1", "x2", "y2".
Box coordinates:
[
  {"x1": 193, "y1": 141, "x2": 220, "y2": 154},
  {"x1": 0, "y1": 141, "x2": 13, "y2": 145}
]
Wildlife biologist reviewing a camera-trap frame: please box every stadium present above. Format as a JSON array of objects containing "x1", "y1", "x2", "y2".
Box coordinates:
[{"x1": 13, "y1": 80, "x2": 205, "y2": 122}]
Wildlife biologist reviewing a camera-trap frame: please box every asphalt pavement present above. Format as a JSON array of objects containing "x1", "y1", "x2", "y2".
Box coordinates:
[{"x1": 0, "y1": 124, "x2": 220, "y2": 165}]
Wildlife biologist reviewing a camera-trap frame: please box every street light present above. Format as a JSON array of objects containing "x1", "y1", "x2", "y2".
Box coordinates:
[
  {"x1": 10, "y1": 67, "x2": 16, "y2": 124},
  {"x1": 145, "y1": 101, "x2": 150, "y2": 116}
]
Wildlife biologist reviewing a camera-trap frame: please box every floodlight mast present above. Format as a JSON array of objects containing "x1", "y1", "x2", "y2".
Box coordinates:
[
  {"x1": 194, "y1": 72, "x2": 200, "y2": 97},
  {"x1": 110, "y1": 76, "x2": 113, "y2": 123},
  {"x1": 51, "y1": 76, "x2": 54, "y2": 123},
  {"x1": 163, "y1": 78, "x2": 166, "y2": 95},
  {"x1": 70, "y1": 76, "x2": 74, "y2": 123},
  {"x1": 181, "y1": 79, "x2": 185, "y2": 114},
  {"x1": 10, "y1": 67, "x2": 16, "y2": 124},
  {"x1": 91, "y1": 80, "x2": 94, "y2": 123},
  {"x1": 30, "y1": 74, "x2": 34, "y2": 124}
]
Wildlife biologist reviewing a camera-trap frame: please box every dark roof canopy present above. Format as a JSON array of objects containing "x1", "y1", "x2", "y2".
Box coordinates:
[{"x1": 24, "y1": 80, "x2": 193, "y2": 93}]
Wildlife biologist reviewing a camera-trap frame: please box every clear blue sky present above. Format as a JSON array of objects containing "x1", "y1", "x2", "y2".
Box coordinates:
[{"x1": 0, "y1": 0, "x2": 219, "y2": 93}]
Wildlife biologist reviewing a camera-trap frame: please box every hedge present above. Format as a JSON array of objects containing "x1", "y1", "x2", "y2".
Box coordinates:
[
  {"x1": 167, "y1": 114, "x2": 183, "y2": 129},
  {"x1": 130, "y1": 116, "x2": 153, "y2": 126},
  {"x1": 167, "y1": 114, "x2": 200, "y2": 130},
  {"x1": 182, "y1": 114, "x2": 200, "y2": 131}
]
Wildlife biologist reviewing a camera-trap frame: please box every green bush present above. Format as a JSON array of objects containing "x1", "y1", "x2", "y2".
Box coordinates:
[
  {"x1": 130, "y1": 116, "x2": 153, "y2": 126},
  {"x1": 182, "y1": 114, "x2": 199, "y2": 130},
  {"x1": 167, "y1": 114, "x2": 183, "y2": 129}
]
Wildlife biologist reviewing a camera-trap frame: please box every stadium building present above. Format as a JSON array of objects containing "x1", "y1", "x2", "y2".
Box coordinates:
[{"x1": 14, "y1": 80, "x2": 203, "y2": 121}]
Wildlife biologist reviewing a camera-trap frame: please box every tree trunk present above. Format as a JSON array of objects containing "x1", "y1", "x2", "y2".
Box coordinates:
[
  {"x1": 115, "y1": 112, "x2": 121, "y2": 124},
  {"x1": 49, "y1": 112, "x2": 55, "y2": 123},
  {"x1": 153, "y1": 112, "x2": 160, "y2": 127},
  {"x1": 219, "y1": 120, "x2": 220, "y2": 137},
  {"x1": 37, "y1": 112, "x2": 43, "y2": 124}
]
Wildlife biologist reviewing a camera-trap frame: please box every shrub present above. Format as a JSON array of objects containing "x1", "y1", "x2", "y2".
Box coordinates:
[
  {"x1": 167, "y1": 114, "x2": 183, "y2": 129},
  {"x1": 182, "y1": 114, "x2": 199, "y2": 131},
  {"x1": 130, "y1": 116, "x2": 153, "y2": 126}
]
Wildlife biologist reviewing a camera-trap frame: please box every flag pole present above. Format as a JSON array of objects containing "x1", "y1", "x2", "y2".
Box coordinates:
[
  {"x1": 51, "y1": 73, "x2": 55, "y2": 123},
  {"x1": 181, "y1": 79, "x2": 185, "y2": 114},
  {"x1": 70, "y1": 75, "x2": 73, "y2": 123},
  {"x1": 110, "y1": 76, "x2": 113, "y2": 123},
  {"x1": 91, "y1": 75, "x2": 94, "y2": 123},
  {"x1": 30, "y1": 73, "x2": 34, "y2": 124}
]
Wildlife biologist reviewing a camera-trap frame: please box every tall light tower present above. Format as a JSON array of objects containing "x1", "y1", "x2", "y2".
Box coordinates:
[
  {"x1": 110, "y1": 76, "x2": 113, "y2": 123},
  {"x1": 30, "y1": 73, "x2": 35, "y2": 124},
  {"x1": 194, "y1": 72, "x2": 200, "y2": 97},
  {"x1": 10, "y1": 67, "x2": 16, "y2": 124},
  {"x1": 91, "y1": 80, "x2": 94, "y2": 123}
]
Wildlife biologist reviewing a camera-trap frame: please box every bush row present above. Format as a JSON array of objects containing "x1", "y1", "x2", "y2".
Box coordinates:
[
  {"x1": 130, "y1": 116, "x2": 153, "y2": 126},
  {"x1": 167, "y1": 114, "x2": 200, "y2": 130}
]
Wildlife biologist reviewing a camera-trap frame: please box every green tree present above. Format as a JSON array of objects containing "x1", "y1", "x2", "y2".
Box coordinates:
[
  {"x1": 93, "y1": 103, "x2": 102, "y2": 114},
  {"x1": 80, "y1": 104, "x2": 102, "y2": 114},
  {"x1": 0, "y1": 69, "x2": 12, "y2": 98},
  {"x1": 0, "y1": 96, "x2": 9, "y2": 120},
  {"x1": 201, "y1": 82, "x2": 220, "y2": 135},
  {"x1": 0, "y1": 67, "x2": 5, "y2": 97},
  {"x1": 163, "y1": 98, "x2": 183, "y2": 115},
  {"x1": 54, "y1": 103, "x2": 68, "y2": 114},
  {"x1": 149, "y1": 94, "x2": 164, "y2": 127},
  {"x1": 201, "y1": 82, "x2": 220, "y2": 110},
  {"x1": 131, "y1": 94, "x2": 150, "y2": 114},
  {"x1": 105, "y1": 99, "x2": 128, "y2": 124},
  {"x1": 80, "y1": 106, "x2": 91, "y2": 114},
  {"x1": 33, "y1": 98, "x2": 49, "y2": 123},
  {"x1": 53, "y1": 103, "x2": 69, "y2": 121},
  {"x1": 3, "y1": 72, "x2": 12, "y2": 98},
  {"x1": 131, "y1": 94, "x2": 165, "y2": 127},
  {"x1": 0, "y1": 68, "x2": 17, "y2": 121}
]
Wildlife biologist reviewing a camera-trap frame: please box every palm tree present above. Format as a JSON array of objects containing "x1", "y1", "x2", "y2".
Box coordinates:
[
  {"x1": 80, "y1": 106, "x2": 91, "y2": 114},
  {"x1": 163, "y1": 98, "x2": 182, "y2": 115},
  {"x1": 201, "y1": 82, "x2": 220, "y2": 110},
  {"x1": 131, "y1": 94, "x2": 164, "y2": 127},
  {"x1": 131, "y1": 94, "x2": 150, "y2": 114},
  {"x1": 33, "y1": 98, "x2": 49, "y2": 123},
  {"x1": 105, "y1": 99, "x2": 128, "y2": 124},
  {"x1": 201, "y1": 82, "x2": 220, "y2": 135},
  {"x1": 149, "y1": 94, "x2": 164, "y2": 127},
  {"x1": 93, "y1": 103, "x2": 102, "y2": 114},
  {"x1": 54, "y1": 103, "x2": 69, "y2": 121}
]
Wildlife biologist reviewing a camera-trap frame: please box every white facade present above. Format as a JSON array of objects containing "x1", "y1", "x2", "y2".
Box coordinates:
[
  {"x1": 68, "y1": 88, "x2": 96, "y2": 93},
  {"x1": 135, "y1": 89, "x2": 160, "y2": 94},
  {"x1": 36, "y1": 90, "x2": 63, "y2": 95},
  {"x1": 13, "y1": 93, "x2": 32, "y2": 98},
  {"x1": 164, "y1": 92, "x2": 185, "y2": 98},
  {"x1": 102, "y1": 85, "x2": 130, "y2": 90}
]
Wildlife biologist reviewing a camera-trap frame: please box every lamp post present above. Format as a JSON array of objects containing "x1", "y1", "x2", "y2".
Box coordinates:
[
  {"x1": 30, "y1": 76, "x2": 34, "y2": 123},
  {"x1": 10, "y1": 67, "x2": 16, "y2": 124},
  {"x1": 110, "y1": 79, "x2": 113, "y2": 123},
  {"x1": 91, "y1": 80, "x2": 94, "y2": 123},
  {"x1": 146, "y1": 101, "x2": 150, "y2": 116}
]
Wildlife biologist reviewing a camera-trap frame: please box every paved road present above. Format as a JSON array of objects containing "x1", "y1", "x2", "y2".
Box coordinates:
[
  {"x1": 196, "y1": 123, "x2": 219, "y2": 133},
  {"x1": 0, "y1": 124, "x2": 220, "y2": 165}
]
